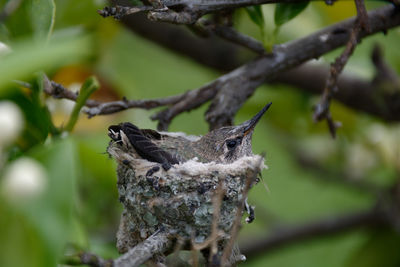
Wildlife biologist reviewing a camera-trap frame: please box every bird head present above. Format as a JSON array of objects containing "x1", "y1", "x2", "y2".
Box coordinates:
[{"x1": 197, "y1": 102, "x2": 272, "y2": 163}]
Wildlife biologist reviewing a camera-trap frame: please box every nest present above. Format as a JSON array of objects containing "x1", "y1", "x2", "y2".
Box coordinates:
[{"x1": 107, "y1": 141, "x2": 266, "y2": 258}]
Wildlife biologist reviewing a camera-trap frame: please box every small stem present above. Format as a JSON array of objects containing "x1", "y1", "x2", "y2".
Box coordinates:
[{"x1": 64, "y1": 76, "x2": 99, "y2": 132}]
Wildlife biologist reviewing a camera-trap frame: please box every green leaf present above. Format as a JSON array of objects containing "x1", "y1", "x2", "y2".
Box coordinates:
[
  {"x1": 4, "y1": 85, "x2": 53, "y2": 149},
  {"x1": 30, "y1": 0, "x2": 56, "y2": 42},
  {"x1": 29, "y1": 138, "x2": 78, "y2": 265},
  {"x1": 1, "y1": 1, "x2": 33, "y2": 40},
  {"x1": 76, "y1": 136, "x2": 120, "y2": 231},
  {"x1": 33, "y1": 73, "x2": 59, "y2": 136},
  {"x1": 245, "y1": 6, "x2": 271, "y2": 50},
  {"x1": 0, "y1": 138, "x2": 78, "y2": 267},
  {"x1": 0, "y1": 23, "x2": 10, "y2": 43},
  {"x1": 0, "y1": 203, "x2": 52, "y2": 267},
  {"x1": 346, "y1": 230, "x2": 400, "y2": 267},
  {"x1": 245, "y1": 5, "x2": 265, "y2": 29},
  {"x1": 0, "y1": 32, "x2": 93, "y2": 91},
  {"x1": 64, "y1": 76, "x2": 99, "y2": 132},
  {"x1": 274, "y1": 2, "x2": 309, "y2": 27}
]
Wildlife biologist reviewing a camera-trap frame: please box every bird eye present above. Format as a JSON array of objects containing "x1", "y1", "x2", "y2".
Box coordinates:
[{"x1": 226, "y1": 139, "x2": 237, "y2": 149}]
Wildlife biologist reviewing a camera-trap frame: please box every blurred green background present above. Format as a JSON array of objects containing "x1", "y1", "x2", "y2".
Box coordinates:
[{"x1": 0, "y1": 0, "x2": 399, "y2": 266}]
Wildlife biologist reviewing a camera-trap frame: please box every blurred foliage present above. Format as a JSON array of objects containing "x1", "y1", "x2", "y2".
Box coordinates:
[
  {"x1": 0, "y1": 1, "x2": 399, "y2": 267},
  {"x1": 64, "y1": 76, "x2": 99, "y2": 132},
  {"x1": 30, "y1": 0, "x2": 56, "y2": 42},
  {"x1": 245, "y1": 5, "x2": 267, "y2": 49},
  {"x1": 245, "y1": 5, "x2": 264, "y2": 28},
  {"x1": 345, "y1": 230, "x2": 400, "y2": 267},
  {"x1": 274, "y1": 1, "x2": 310, "y2": 27}
]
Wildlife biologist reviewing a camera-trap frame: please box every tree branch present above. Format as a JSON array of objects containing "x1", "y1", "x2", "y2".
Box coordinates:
[
  {"x1": 63, "y1": 230, "x2": 171, "y2": 267},
  {"x1": 62, "y1": 252, "x2": 112, "y2": 267},
  {"x1": 43, "y1": 77, "x2": 188, "y2": 117},
  {"x1": 114, "y1": 229, "x2": 172, "y2": 267},
  {"x1": 191, "y1": 5, "x2": 400, "y2": 130},
  {"x1": 240, "y1": 177, "x2": 400, "y2": 260},
  {"x1": 271, "y1": 57, "x2": 400, "y2": 122},
  {"x1": 41, "y1": 6, "x2": 400, "y2": 131},
  {"x1": 240, "y1": 205, "x2": 387, "y2": 259},
  {"x1": 117, "y1": 5, "x2": 400, "y2": 123},
  {"x1": 100, "y1": 0, "x2": 312, "y2": 24}
]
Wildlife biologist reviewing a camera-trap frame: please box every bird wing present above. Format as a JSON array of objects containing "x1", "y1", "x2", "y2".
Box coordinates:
[{"x1": 108, "y1": 123, "x2": 179, "y2": 168}]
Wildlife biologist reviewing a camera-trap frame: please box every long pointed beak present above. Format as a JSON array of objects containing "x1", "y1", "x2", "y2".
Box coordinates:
[{"x1": 242, "y1": 102, "x2": 272, "y2": 136}]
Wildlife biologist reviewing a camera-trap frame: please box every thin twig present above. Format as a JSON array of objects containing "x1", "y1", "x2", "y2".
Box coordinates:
[
  {"x1": 271, "y1": 60, "x2": 400, "y2": 122},
  {"x1": 191, "y1": 181, "x2": 226, "y2": 252},
  {"x1": 355, "y1": 0, "x2": 370, "y2": 32},
  {"x1": 196, "y1": 18, "x2": 266, "y2": 55},
  {"x1": 313, "y1": 0, "x2": 367, "y2": 138},
  {"x1": 190, "y1": 182, "x2": 227, "y2": 266},
  {"x1": 169, "y1": 237, "x2": 185, "y2": 267},
  {"x1": 118, "y1": 10, "x2": 242, "y2": 71},
  {"x1": 209, "y1": 182, "x2": 226, "y2": 263},
  {"x1": 151, "y1": 82, "x2": 217, "y2": 130},
  {"x1": 191, "y1": 248, "x2": 199, "y2": 267},
  {"x1": 220, "y1": 157, "x2": 262, "y2": 266},
  {"x1": 371, "y1": 44, "x2": 400, "y2": 89}
]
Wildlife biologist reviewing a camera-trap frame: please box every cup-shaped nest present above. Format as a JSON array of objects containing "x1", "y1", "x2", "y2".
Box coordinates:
[{"x1": 107, "y1": 142, "x2": 266, "y2": 253}]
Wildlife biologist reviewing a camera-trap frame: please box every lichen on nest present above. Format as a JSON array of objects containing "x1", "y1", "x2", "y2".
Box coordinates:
[{"x1": 107, "y1": 141, "x2": 266, "y2": 254}]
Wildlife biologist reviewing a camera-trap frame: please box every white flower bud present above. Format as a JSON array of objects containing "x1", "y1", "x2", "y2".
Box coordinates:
[
  {"x1": 0, "y1": 41, "x2": 11, "y2": 55},
  {"x1": 0, "y1": 101, "x2": 24, "y2": 147},
  {"x1": 2, "y1": 157, "x2": 47, "y2": 201}
]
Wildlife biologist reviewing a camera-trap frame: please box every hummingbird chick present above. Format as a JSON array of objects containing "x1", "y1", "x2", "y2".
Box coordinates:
[
  {"x1": 108, "y1": 102, "x2": 271, "y2": 174},
  {"x1": 107, "y1": 103, "x2": 271, "y2": 264}
]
